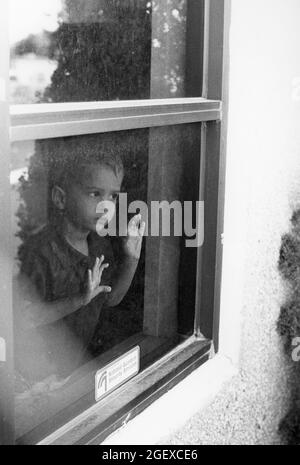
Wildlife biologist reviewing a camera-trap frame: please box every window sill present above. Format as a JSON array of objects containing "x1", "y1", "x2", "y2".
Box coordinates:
[
  {"x1": 38, "y1": 336, "x2": 213, "y2": 445},
  {"x1": 102, "y1": 354, "x2": 237, "y2": 446}
]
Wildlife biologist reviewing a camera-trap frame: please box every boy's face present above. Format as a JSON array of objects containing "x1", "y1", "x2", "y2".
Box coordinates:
[{"x1": 64, "y1": 164, "x2": 123, "y2": 233}]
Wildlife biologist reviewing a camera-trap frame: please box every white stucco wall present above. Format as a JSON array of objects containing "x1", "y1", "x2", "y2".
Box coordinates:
[{"x1": 102, "y1": 0, "x2": 300, "y2": 446}]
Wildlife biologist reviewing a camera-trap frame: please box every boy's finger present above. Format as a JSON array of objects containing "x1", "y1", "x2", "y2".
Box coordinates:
[
  {"x1": 88, "y1": 269, "x2": 92, "y2": 286},
  {"x1": 139, "y1": 221, "x2": 146, "y2": 237},
  {"x1": 93, "y1": 257, "x2": 99, "y2": 272},
  {"x1": 98, "y1": 286, "x2": 112, "y2": 294},
  {"x1": 128, "y1": 216, "x2": 140, "y2": 236},
  {"x1": 130, "y1": 214, "x2": 141, "y2": 227},
  {"x1": 100, "y1": 263, "x2": 109, "y2": 272},
  {"x1": 92, "y1": 256, "x2": 102, "y2": 276},
  {"x1": 98, "y1": 263, "x2": 109, "y2": 281},
  {"x1": 100, "y1": 256, "x2": 105, "y2": 272}
]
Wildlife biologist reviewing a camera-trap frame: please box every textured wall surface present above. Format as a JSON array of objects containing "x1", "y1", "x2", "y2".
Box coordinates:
[{"x1": 163, "y1": 0, "x2": 300, "y2": 445}]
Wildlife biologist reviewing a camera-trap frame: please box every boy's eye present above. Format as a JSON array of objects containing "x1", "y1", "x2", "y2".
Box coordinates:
[
  {"x1": 89, "y1": 191, "x2": 101, "y2": 198},
  {"x1": 111, "y1": 193, "x2": 119, "y2": 201}
]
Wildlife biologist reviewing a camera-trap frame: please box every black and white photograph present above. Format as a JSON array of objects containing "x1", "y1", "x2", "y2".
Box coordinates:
[{"x1": 0, "y1": 0, "x2": 300, "y2": 448}]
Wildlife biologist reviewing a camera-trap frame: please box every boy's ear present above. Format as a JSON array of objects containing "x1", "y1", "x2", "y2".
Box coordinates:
[{"x1": 52, "y1": 185, "x2": 66, "y2": 211}]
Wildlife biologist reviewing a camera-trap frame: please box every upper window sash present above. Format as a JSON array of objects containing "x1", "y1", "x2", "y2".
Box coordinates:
[{"x1": 10, "y1": 97, "x2": 221, "y2": 141}]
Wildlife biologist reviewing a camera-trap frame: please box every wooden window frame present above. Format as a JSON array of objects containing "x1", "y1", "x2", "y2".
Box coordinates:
[
  {"x1": 0, "y1": 0, "x2": 230, "y2": 445},
  {"x1": 11, "y1": 98, "x2": 221, "y2": 141}
]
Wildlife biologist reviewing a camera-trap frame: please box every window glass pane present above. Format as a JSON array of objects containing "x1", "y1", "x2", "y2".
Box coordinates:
[
  {"x1": 11, "y1": 124, "x2": 201, "y2": 442},
  {"x1": 10, "y1": 0, "x2": 204, "y2": 103}
]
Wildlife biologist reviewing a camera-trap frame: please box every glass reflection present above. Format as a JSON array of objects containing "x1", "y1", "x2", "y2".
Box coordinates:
[
  {"x1": 12, "y1": 131, "x2": 148, "y2": 438},
  {"x1": 11, "y1": 123, "x2": 200, "y2": 441},
  {"x1": 10, "y1": 0, "x2": 190, "y2": 103}
]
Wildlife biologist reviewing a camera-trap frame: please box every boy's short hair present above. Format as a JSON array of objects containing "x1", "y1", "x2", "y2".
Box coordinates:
[{"x1": 44, "y1": 132, "x2": 125, "y2": 192}]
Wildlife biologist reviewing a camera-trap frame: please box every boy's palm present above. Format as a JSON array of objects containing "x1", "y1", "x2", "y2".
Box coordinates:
[{"x1": 84, "y1": 256, "x2": 111, "y2": 305}]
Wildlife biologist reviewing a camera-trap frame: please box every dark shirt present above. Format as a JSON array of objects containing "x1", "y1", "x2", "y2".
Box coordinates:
[{"x1": 15, "y1": 225, "x2": 115, "y2": 382}]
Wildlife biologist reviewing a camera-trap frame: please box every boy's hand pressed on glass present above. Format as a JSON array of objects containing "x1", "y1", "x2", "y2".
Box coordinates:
[
  {"x1": 83, "y1": 255, "x2": 111, "y2": 306},
  {"x1": 105, "y1": 213, "x2": 146, "y2": 308},
  {"x1": 123, "y1": 213, "x2": 146, "y2": 260}
]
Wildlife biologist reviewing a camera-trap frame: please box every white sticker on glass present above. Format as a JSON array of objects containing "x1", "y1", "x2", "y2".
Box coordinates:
[{"x1": 95, "y1": 346, "x2": 140, "y2": 402}]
